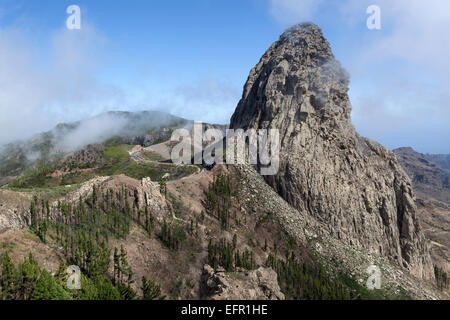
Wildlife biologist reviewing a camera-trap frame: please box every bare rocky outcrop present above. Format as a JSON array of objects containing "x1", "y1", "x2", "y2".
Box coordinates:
[
  {"x1": 0, "y1": 190, "x2": 31, "y2": 234},
  {"x1": 230, "y1": 23, "x2": 433, "y2": 280},
  {"x1": 55, "y1": 175, "x2": 169, "y2": 221},
  {"x1": 140, "y1": 177, "x2": 168, "y2": 212},
  {"x1": 201, "y1": 265, "x2": 285, "y2": 300}
]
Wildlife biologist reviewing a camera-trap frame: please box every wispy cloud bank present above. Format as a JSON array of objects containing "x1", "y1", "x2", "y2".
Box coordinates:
[
  {"x1": 0, "y1": 23, "x2": 125, "y2": 145},
  {"x1": 0, "y1": 24, "x2": 239, "y2": 146},
  {"x1": 350, "y1": 0, "x2": 450, "y2": 153}
]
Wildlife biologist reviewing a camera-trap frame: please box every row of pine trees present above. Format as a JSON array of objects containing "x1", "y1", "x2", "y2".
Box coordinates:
[
  {"x1": 0, "y1": 249, "x2": 163, "y2": 300},
  {"x1": 3, "y1": 172, "x2": 418, "y2": 300},
  {"x1": 266, "y1": 252, "x2": 352, "y2": 300},
  {"x1": 0, "y1": 185, "x2": 166, "y2": 300}
]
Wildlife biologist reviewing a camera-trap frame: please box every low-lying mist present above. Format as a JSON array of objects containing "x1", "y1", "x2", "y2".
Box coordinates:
[{"x1": 0, "y1": 110, "x2": 188, "y2": 164}]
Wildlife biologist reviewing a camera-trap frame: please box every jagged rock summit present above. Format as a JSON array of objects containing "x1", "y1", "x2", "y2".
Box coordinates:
[
  {"x1": 230, "y1": 23, "x2": 433, "y2": 279},
  {"x1": 231, "y1": 23, "x2": 351, "y2": 131}
]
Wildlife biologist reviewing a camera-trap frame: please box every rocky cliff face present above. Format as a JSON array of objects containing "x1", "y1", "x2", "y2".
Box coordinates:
[
  {"x1": 230, "y1": 23, "x2": 433, "y2": 279},
  {"x1": 201, "y1": 265, "x2": 285, "y2": 300},
  {"x1": 394, "y1": 147, "x2": 450, "y2": 275}
]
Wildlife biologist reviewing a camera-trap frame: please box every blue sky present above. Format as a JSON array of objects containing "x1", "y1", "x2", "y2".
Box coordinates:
[{"x1": 0, "y1": 0, "x2": 449, "y2": 153}]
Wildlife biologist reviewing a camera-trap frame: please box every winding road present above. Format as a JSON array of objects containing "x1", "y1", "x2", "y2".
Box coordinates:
[{"x1": 129, "y1": 148, "x2": 209, "y2": 185}]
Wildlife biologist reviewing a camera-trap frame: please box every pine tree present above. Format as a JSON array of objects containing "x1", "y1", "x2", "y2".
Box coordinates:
[
  {"x1": 159, "y1": 178, "x2": 167, "y2": 198},
  {"x1": 30, "y1": 201, "x2": 37, "y2": 230},
  {"x1": 141, "y1": 276, "x2": 164, "y2": 300},
  {"x1": 31, "y1": 269, "x2": 71, "y2": 300},
  {"x1": 200, "y1": 210, "x2": 205, "y2": 222},
  {"x1": 0, "y1": 252, "x2": 19, "y2": 299},
  {"x1": 113, "y1": 247, "x2": 119, "y2": 286},
  {"x1": 92, "y1": 185, "x2": 97, "y2": 206},
  {"x1": 45, "y1": 200, "x2": 50, "y2": 220},
  {"x1": 95, "y1": 276, "x2": 121, "y2": 300},
  {"x1": 77, "y1": 274, "x2": 98, "y2": 300},
  {"x1": 18, "y1": 253, "x2": 41, "y2": 300}
]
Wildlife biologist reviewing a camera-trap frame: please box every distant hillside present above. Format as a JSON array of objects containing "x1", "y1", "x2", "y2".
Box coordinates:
[
  {"x1": 394, "y1": 147, "x2": 450, "y2": 202},
  {"x1": 0, "y1": 111, "x2": 189, "y2": 184},
  {"x1": 394, "y1": 147, "x2": 450, "y2": 278},
  {"x1": 431, "y1": 154, "x2": 450, "y2": 171}
]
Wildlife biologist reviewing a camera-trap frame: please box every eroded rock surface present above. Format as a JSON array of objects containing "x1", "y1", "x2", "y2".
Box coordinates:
[
  {"x1": 230, "y1": 23, "x2": 433, "y2": 280},
  {"x1": 201, "y1": 265, "x2": 285, "y2": 300}
]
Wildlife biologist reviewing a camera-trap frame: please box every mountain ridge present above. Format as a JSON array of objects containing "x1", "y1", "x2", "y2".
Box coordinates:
[{"x1": 0, "y1": 110, "x2": 189, "y2": 185}]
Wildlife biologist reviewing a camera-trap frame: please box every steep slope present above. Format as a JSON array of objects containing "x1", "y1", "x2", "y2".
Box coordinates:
[
  {"x1": 394, "y1": 147, "x2": 450, "y2": 278},
  {"x1": 430, "y1": 154, "x2": 450, "y2": 172},
  {"x1": 0, "y1": 165, "x2": 331, "y2": 299},
  {"x1": 230, "y1": 23, "x2": 433, "y2": 280},
  {"x1": 393, "y1": 147, "x2": 450, "y2": 203},
  {"x1": 2, "y1": 160, "x2": 444, "y2": 299}
]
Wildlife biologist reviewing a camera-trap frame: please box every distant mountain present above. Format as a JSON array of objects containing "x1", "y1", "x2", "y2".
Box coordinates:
[
  {"x1": 394, "y1": 147, "x2": 450, "y2": 203},
  {"x1": 0, "y1": 111, "x2": 189, "y2": 183},
  {"x1": 394, "y1": 147, "x2": 450, "y2": 280},
  {"x1": 430, "y1": 154, "x2": 450, "y2": 171}
]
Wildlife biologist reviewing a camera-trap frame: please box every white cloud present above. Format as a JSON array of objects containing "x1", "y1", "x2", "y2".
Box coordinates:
[
  {"x1": 0, "y1": 24, "x2": 125, "y2": 145},
  {"x1": 55, "y1": 113, "x2": 129, "y2": 152},
  {"x1": 169, "y1": 77, "x2": 240, "y2": 124},
  {"x1": 351, "y1": 0, "x2": 450, "y2": 152},
  {"x1": 0, "y1": 22, "x2": 239, "y2": 147},
  {"x1": 361, "y1": 0, "x2": 450, "y2": 74}
]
